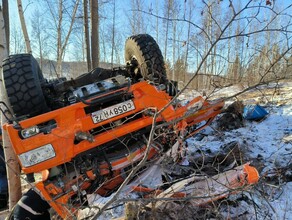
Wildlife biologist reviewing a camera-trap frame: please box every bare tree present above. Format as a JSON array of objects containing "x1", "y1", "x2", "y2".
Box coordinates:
[
  {"x1": 110, "y1": 0, "x2": 115, "y2": 67},
  {"x1": 84, "y1": 0, "x2": 91, "y2": 71},
  {"x1": 171, "y1": 0, "x2": 177, "y2": 81},
  {"x1": 155, "y1": 0, "x2": 159, "y2": 41},
  {"x1": 0, "y1": 7, "x2": 22, "y2": 210},
  {"x1": 17, "y1": 0, "x2": 32, "y2": 54},
  {"x1": 56, "y1": 0, "x2": 62, "y2": 74},
  {"x1": 90, "y1": 0, "x2": 99, "y2": 68},
  {"x1": 30, "y1": 9, "x2": 51, "y2": 69},
  {"x1": 2, "y1": 0, "x2": 9, "y2": 55},
  {"x1": 10, "y1": 22, "x2": 25, "y2": 54},
  {"x1": 45, "y1": 0, "x2": 80, "y2": 77},
  {"x1": 163, "y1": 0, "x2": 172, "y2": 60},
  {"x1": 184, "y1": 0, "x2": 193, "y2": 73},
  {"x1": 129, "y1": 0, "x2": 146, "y2": 35}
]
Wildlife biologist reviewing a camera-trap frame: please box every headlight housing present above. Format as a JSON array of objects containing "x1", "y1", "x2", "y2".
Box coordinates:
[
  {"x1": 18, "y1": 144, "x2": 56, "y2": 167},
  {"x1": 21, "y1": 126, "x2": 40, "y2": 138}
]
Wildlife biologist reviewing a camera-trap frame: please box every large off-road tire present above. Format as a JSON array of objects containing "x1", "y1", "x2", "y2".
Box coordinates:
[
  {"x1": 125, "y1": 34, "x2": 167, "y2": 85},
  {"x1": 2, "y1": 54, "x2": 49, "y2": 118}
]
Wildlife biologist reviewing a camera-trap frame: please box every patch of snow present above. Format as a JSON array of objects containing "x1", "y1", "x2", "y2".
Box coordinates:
[
  {"x1": 185, "y1": 88, "x2": 292, "y2": 219},
  {"x1": 188, "y1": 104, "x2": 291, "y2": 169},
  {"x1": 211, "y1": 84, "x2": 243, "y2": 97},
  {"x1": 269, "y1": 182, "x2": 292, "y2": 219}
]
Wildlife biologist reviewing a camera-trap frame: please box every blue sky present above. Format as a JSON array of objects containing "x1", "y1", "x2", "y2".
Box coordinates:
[{"x1": 6, "y1": 0, "x2": 292, "y2": 70}]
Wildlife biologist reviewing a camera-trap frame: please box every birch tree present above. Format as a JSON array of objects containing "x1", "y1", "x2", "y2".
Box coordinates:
[
  {"x1": 129, "y1": 0, "x2": 146, "y2": 35},
  {"x1": 0, "y1": 6, "x2": 22, "y2": 210},
  {"x1": 31, "y1": 9, "x2": 50, "y2": 69},
  {"x1": 10, "y1": 23, "x2": 25, "y2": 54},
  {"x1": 17, "y1": 0, "x2": 32, "y2": 54},
  {"x1": 2, "y1": 0, "x2": 9, "y2": 54},
  {"x1": 45, "y1": 0, "x2": 80, "y2": 77},
  {"x1": 171, "y1": 0, "x2": 177, "y2": 81},
  {"x1": 184, "y1": 0, "x2": 193, "y2": 72},
  {"x1": 110, "y1": 0, "x2": 116, "y2": 67},
  {"x1": 163, "y1": 0, "x2": 172, "y2": 60}
]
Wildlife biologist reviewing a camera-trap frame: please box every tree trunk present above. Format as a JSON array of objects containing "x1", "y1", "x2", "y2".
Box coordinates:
[
  {"x1": 111, "y1": 0, "x2": 116, "y2": 68},
  {"x1": 90, "y1": 0, "x2": 99, "y2": 69},
  {"x1": 0, "y1": 7, "x2": 22, "y2": 210},
  {"x1": 17, "y1": 0, "x2": 32, "y2": 54},
  {"x1": 84, "y1": 0, "x2": 91, "y2": 71},
  {"x1": 38, "y1": 31, "x2": 43, "y2": 69},
  {"x1": 184, "y1": 3, "x2": 192, "y2": 83},
  {"x1": 2, "y1": 0, "x2": 9, "y2": 55},
  {"x1": 101, "y1": 29, "x2": 106, "y2": 61},
  {"x1": 155, "y1": 0, "x2": 159, "y2": 42},
  {"x1": 60, "y1": 0, "x2": 80, "y2": 60},
  {"x1": 56, "y1": 0, "x2": 63, "y2": 76},
  {"x1": 172, "y1": 18, "x2": 176, "y2": 81},
  {"x1": 164, "y1": 0, "x2": 171, "y2": 60},
  {"x1": 207, "y1": 3, "x2": 213, "y2": 90},
  {"x1": 57, "y1": 0, "x2": 80, "y2": 77}
]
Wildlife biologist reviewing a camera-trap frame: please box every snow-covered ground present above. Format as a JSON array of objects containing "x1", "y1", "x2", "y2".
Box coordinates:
[
  {"x1": 187, "y1": 104, "x2": 292, "y2": 219},
  {"x1": 80, "y1": 82, "x2": 292, "y2": 219},
  {"x1": 187, "y1": 82, "x2": 292, "y2": 219}
]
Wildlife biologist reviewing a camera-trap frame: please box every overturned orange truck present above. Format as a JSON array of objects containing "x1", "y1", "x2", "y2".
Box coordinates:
[{"x1": 2, "y1": 34, "x2": 224, "y2": 218}]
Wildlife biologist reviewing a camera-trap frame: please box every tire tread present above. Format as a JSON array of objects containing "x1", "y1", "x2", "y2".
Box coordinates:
[
  {"x1": 125, "y1": 34, "x2": 167, "y2": 84},
  {"x1": 2, "y1": 54, "x2": 48, "y2": 118}
]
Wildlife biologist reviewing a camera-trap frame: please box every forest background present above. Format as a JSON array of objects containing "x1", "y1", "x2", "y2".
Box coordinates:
[{"x1": 9, "y1": 0, "x2": 292, "y2": 92}]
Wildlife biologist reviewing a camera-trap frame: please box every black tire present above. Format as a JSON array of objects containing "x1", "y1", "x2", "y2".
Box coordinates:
[
  {"x1": 2, "y1": 54, "x2": 49, "y2": 118},
  {"x1": 8, "y1": 189, "x2": 51, "y2": 220},
  {"x1": 125, "y1": 34, "x2": 168, "y2": 84}
]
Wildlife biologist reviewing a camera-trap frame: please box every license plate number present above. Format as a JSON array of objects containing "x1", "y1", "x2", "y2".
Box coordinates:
[{"x1": 91, "y1": 100, "x2": 135, "y2": 123}]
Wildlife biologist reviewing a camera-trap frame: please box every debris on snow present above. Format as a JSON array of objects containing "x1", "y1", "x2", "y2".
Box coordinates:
[
  {"x1": 151, "y1": 163, "x2": 259, "y2": 207},
  {"x1": 216, "y1": 101, "x2": 244, "y2": 131},
  {"x1": 243, "y1": 104, "x2": 269, "y2": 121}
]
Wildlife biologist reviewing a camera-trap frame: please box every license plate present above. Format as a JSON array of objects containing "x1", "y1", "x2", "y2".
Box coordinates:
[{"x1": 91, "y1": 100, "x2": 135, "y2": 123}]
